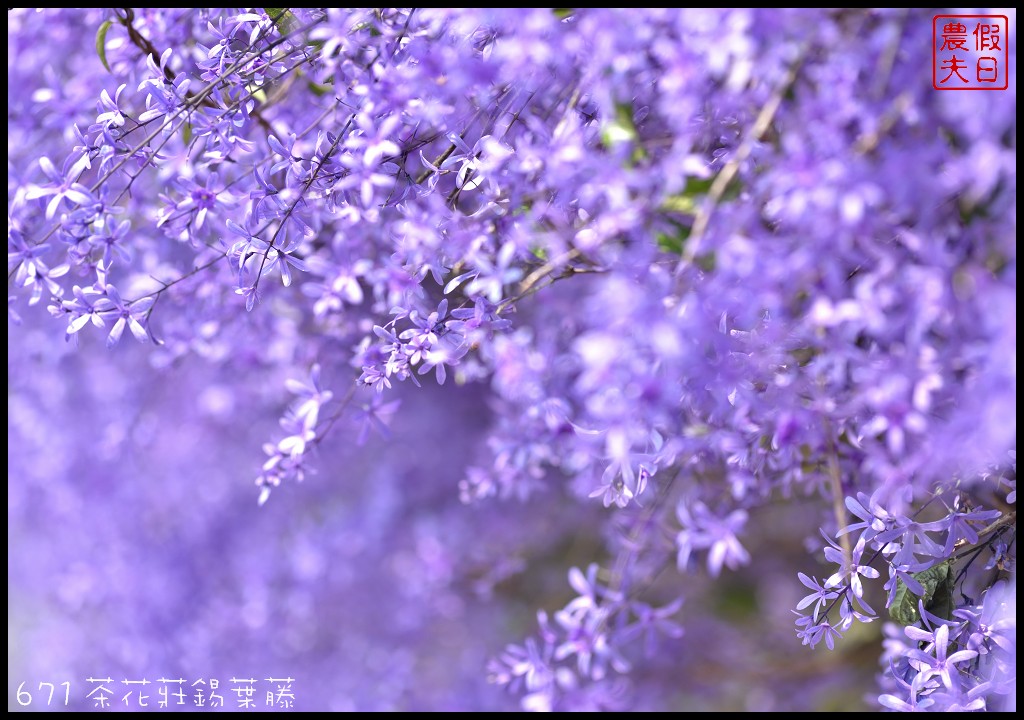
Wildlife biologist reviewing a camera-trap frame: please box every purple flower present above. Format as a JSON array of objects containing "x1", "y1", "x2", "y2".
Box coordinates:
[
  {"x1": 285, "y1": 363, "x2": 333, "y2": 426},
  {"x1": 553, "y1": 609, "x2": 628, "y2": 681},
  {"x1": 23, "y1": 154, "x2": 94, "y2": 219},
  {"x1": 934, "y1": 498, "x2": 1001, "y2": 556},
  {"x1": 954, "y1": 580, "x2": 1015, "y2": 655},
  {"x1": 416, "y1": 339, "x2": 467, "y2": 385},
  {"x1": 906, "y1": 623, "x2": 979, "y2": 691},
  {"x1": 276, "y1": 409, "x2": 317, "y2": 458},
  {"x1": 60, "y1": 284, "x2": 107, "y2": 335},
  {"x1": 6, "y1": 7, "x2": 1018, "y2": 712},
  {"x1": 226, "y1": 219, "x2": 308, "y2": 288},
  {"x1": 86, "y1": 218, "x2": 132, "y2": 266},
  {"x1": 161, "y1": 173, "x2": 235, "y2": 233},
  {"x1": 137, "y1": 48, "x2": 191, "y2": 124},
  {"x1": 234, "y1": 282, "x2": 261, "y2": 312},
  {"x1": 352, "y1": 394, "x2": 400, "y2": 445},
  {"x1": 464, "y1": 242, "x2": 523, "y2": 303},
  {"x1": 823, "y1": 535, "x2": 879, "y2": 599},
  {"x1": 839, "y1": 490, "x2": 897, "y2": 545},
  {"x1": 358, "y1": 364, "x2": 391, "y2": 393},
  {"x1": 250, "y1": 164, "x2": 287, "y2": 221},
  {"x1": 94, "y1": 84, "x2": 128, "y2": 132},
  {"x1": 563, "y1": 564, "x2": 621, "y2": 619},
  {"x1": 94, "y1": 284, "x2": 153, "y2": 348},
  {"x1": 8, "y1": 231, "x2": 70, "y2": 304},
  {"x1": 795, "y1": 614, "x2": 844, "y2": 650},
  {"x1": 796, "y1": 572, "x2": 839, "y2": 621},
  {"x1": 676, "y1": 500, "x2": 750, "y2": 577},
  {"x1": 620, "y1": 598, "x2": 684, "y2": 657},
  {"x1": 878, "y1": 669, "x2": 938, "y2": 712}
]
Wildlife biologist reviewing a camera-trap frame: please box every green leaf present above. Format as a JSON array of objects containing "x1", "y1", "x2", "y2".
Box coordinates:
[
  {"x1": 926, "y1": 562, "x2": 956, "y2": 622},
  {"x1": 695, "y1": 252, "x2": 716, "y2": 273},
  {"x1": 661, "y1": 194, "x2": 698, "y2": 215},
  {"x1": 182, "y1": 122, "x2": 193, "y2": 147},
  {"x1": 656, "y1": 227, "x2": 689, "y2": 255},
  {"x1": 601, "y1": 101, "x2": 638, "y2": 148},
  {"x1": 264, "y1": 7, "x2": 299, "y2": 35},
  {"x1": 307, "y1": 81, "x2": 333, "y2": 97},
  {"x1": 888, "y1": 561, "x2": 953, "y2": 626},
  {"x1": 655, "y1": 216, "x2": 695, "y2": 256},
  {"x1": 660, "y1": 176, "x2": 731, "y2": 216},
  {"x1": 96, "y1": 20, "x2": 114, "y2": 73},
  {"x1": 656, "y1": 173, "x2": 741, "y2": 260},
  {"x1": 553, "y1": 8, "x2": 574, "y2": 19},
  {"x1": 682, "y1": 175, "x2": 715, "y2": 196}
]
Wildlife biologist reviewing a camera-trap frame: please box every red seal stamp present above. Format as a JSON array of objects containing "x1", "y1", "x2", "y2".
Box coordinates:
[{"x1": 933, "y1": 15, "x2": 1009, "y2": 90}]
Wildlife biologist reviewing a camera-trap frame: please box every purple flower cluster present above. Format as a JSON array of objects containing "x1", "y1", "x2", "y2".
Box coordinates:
[
  {"x1": 795, "y1": 488, "x2": 1014, "y2": 710},
  {"x1": 8, "y1": 8, "x2": 1015, "y2": 712}
]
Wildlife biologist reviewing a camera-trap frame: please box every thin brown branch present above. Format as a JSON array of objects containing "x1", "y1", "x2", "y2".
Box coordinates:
[{"x1": 681, "y1": 46, "x2": 807, "y2": 266}]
